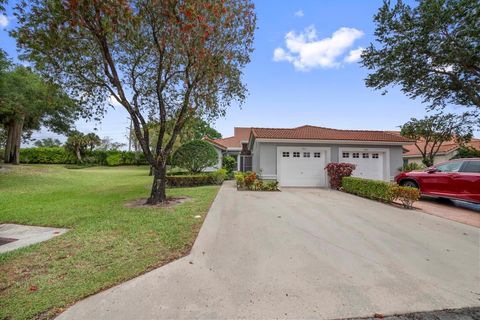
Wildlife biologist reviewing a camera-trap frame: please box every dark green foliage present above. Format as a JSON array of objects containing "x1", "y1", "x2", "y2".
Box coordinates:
[
  {"x1": 452, "y1": 146, "x2": 480, "y2": 159},
  {"x1": 342, "y1": 177, "x2": 396, "y2": 203},
  {"x1": 166, "y1": 169, "x2": 227, "y2": 187},
  {"x1": 18, "y1": 147, "x2": 147, "y2": 166},
  {"x1": 33, "y1": 138, "x2": 62, "y2": 147},
  {"x1": 362, "y1": 0, "x2": 480, "y2": 117},
  {"x1": 222, "y1": 155, "x2": 236, "y2": 178},
  {"x1": 172, "y1": 140, "x2": 219, "y2": 173},
  {"x1": 400, "y1": 114, "x2": 474, "y2": 166}
]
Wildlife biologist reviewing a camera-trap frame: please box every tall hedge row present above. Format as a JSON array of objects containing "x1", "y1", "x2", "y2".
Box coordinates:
[{"x1": 14, "y1": 147, "x2": 148, "y2": 166}]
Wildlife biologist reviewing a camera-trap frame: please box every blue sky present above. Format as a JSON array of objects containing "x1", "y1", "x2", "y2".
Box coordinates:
[{"x1": 0, "y1": 0, "x2": 472, "y2": 144}]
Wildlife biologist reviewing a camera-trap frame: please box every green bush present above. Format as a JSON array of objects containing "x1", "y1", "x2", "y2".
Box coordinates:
[
  {"x1": 17, "y1": 147, "x2": 147, "y2": 166},
  {"x1": 391, "y1": 185, "x2": 420, "y2": 209},
  {"x1": 166, "y1": 169, "x2": 226, "y2": 187},
  {"x1": 172, "y1": 140, "x2": 218, "y2": 173},
  {"x1": 209, "y1": 168, "x2": 227, "y2": 185},
  {"x1": 342, "y1": 177, "x2": 395, "y2": 202},
  {"x1": 106, "y1": 153, "x2": 123, "y2": 166},
  {"x1": 19, "y1": 147, "x2": 77, "y2": 164},
  {"x1": 222, "y1": 155, "x2": 236, "y2": 178}
]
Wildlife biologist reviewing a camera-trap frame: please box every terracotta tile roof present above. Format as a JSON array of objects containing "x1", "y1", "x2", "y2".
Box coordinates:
[
  {"x1": 202, "y1": 137, "x2": 227, "y2": 150},
  {"x1": 404, "y1": 138, "x2": 480, "y2": 156},
  {"x1": 250, "y1": 125, "x2": 414, "y2": 143},
  {"x1": 212, "y1": 127, "x2": 251, "y2": 149}
]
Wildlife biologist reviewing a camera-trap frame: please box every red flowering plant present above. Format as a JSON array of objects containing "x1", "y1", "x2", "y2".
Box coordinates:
[{"x1": 325, "y1": 163, "x2": 356, "y2": 189}]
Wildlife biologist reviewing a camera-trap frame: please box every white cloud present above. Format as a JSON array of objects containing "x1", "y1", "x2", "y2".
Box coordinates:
[
  {"x1": 294, "y1": 10, "x2": 304, "y2": 17},
  {"x1": 344, "y1": 47, "x2": 364, "y2": 63},
  {"x1": 0, "y1": 14, "x2": 9, "y2": 28},
  {"x1": 273, "y1": 26, "x2": 364, "y2": 71}
]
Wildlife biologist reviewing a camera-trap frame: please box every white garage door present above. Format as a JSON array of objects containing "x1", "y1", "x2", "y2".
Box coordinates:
[
  {"x1": 340, "y1": 151, "x2": 385, "y2": 180},
  {"x1": 278, "y1": 147, "x2": 327, "y2": 187}
]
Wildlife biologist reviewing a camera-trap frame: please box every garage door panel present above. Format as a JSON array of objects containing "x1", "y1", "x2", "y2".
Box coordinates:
[
  {"x1": 341, "y1": 150, "x2": 385, "y2": 181},
  {"x1": 278, "y1": 147, "x2": 327, "y2": 187}
]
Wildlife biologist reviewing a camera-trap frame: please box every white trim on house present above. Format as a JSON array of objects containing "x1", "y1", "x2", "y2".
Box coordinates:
[
  {"x1": 338, "y1": 147, "x2": 391, "y2": 181},
  {"x1": 255, "y1": 138, "x2": 408, "y2": 146},
  {"x1": 277, "y1": 146, "x2": 331, "y2": 187}
]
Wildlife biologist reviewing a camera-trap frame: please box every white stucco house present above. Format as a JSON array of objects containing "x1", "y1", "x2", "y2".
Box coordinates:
[{"x1": 206, "y1": 125, "x2": 414, "y2": 187}]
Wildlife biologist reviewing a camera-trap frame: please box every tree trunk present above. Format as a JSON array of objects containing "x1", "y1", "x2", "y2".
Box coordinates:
[
  {"x1": 75, "y1": 147, "x2": 82, "y2": 162},
  {"x1": 147, "y1": 164, "x2": 167, "y2": 204},
  {"x1": 4, "y1": 116, "x2": 25, "y2": 165}
]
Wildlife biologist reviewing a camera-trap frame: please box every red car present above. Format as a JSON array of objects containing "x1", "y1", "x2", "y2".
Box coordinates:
[{"x1": 395, "y1": 158, "x2": 480, "y2": 204}]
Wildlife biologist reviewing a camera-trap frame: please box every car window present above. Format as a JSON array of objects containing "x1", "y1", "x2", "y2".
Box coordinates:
[
  {"x1": 436, "y1": 161, "x2": 463, "y2": 172},
  {"x1": 461, "y1": 161, "x2": 480, "y2": 173}
]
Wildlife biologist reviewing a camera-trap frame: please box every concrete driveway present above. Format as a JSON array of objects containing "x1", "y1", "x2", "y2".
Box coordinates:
[{"x1": 58, "y1": 182, "x2": 479, "y2": 320}]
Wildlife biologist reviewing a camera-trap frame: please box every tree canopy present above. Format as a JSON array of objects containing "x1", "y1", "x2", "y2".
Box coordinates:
[
  {"x1": 400, "y1": 113, "x2": 474, "y2": 166},
  {"x1": 172, "y1": 140, "x2": 218, "y2": 173},
  {"x1": 34, "y1": 138, "x2": 62, "y2": 147},
  {"x1": 362, "y1": 0, "x2": 480, "y2": 117},
  {"x1": 0, "y1": 57, "x2": 80, "y2": 163},
  {"x1": 12, "y1": 0, "x2": 256, "y2": 203}
]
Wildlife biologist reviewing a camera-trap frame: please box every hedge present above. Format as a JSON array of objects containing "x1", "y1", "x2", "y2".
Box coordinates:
[
  {"x1": 342, "y1": 177, "x2": 395, "y2": 202},
  {"x1": 166, "y1": 169, "x2": 227, "y2": 187},
  {"x1": 342, "y1": 176, "x2": 420, "y2": 208},
  {"x1": 16, "y1": 147, "x2": 148, "y2": 166}
]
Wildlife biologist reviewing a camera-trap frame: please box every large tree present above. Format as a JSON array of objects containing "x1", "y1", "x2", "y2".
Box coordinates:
[
  {"x1": 13, "y1": 0, "x2": 255, "y2": 204},
  {"x1": 34, "y1": 137, "x2": 62, "y2": 147},
  {"x1": 400, "y1": 113, "x2": 474, "y2": 166},
  {"x1": 0, "y1": 64, "x2": 79, "y2": 164},
  {"x1": 362, "y1": 0, "x2": 480, "y2": 117}
]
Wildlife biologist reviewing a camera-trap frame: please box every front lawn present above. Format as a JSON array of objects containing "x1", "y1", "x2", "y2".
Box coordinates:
[{"x1": 0, "y1": 165, "x2": 219, "y2": 320}]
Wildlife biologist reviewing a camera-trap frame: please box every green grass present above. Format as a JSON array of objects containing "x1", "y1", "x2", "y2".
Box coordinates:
[{"x1": 0, "y1": 165, "x2": 220, "y2": 320}]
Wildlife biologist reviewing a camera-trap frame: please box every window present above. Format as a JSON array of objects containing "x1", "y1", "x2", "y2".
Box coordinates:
[
  {"x1": 362, "y1": 153, "x2": 369, "y2": 159},
  {"x1": 314, "y1": 152, "x2": 321, "y2": 158},
  {"x1": 436, "y1": 161, "x2": 463, "y2": 173},
  {"x1": 372, "y1": 153, "x2": 379, "y2": 159},
  {"x1": 293, "y1": 152, "x2": 300, "y2": 158},
  {"x1": 460, "y1": 161, "x2": 480, "y2": 173},
  {"x1": 352, "y1": 152, "x2": 359, "y2": 158},
  {"x1": 342, "y1": 152, "x2": 350, "y2": 158},
  {"x1": 282, "y1": 152, "x2": 289, "y2": 158},
  {"x1": 303, "y1": 152, "x2": 310, "y2": 158}
]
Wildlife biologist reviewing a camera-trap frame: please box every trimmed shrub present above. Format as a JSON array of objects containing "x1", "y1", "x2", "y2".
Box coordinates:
[
  {"x1": 209, "y1": 168, "x2": 227, "y2": 185},
  {"x1": 172, "y1": 140, "x2": 218, "y2": 173},
  {"x1": 342, "y1": 177, "x2": 395, "y2": 203},
  {"x1": 235, "y1": 172, "x2": 245, "y2": 188},
  {"x1": 391, "y1": 185, "x2": 420, "y2": 209},
  {"x1": 17, "y1": 147, "x2": 147, "y2": 166},
  {"x1": 166, "y1": 169, "x2": 226, "y2": 187},
  {"x1": 325, "y1": 162, "x2": 356, "y2": 189},
  {"x1": 19, "y1": 147, "x2": 76, "y2": 164}
]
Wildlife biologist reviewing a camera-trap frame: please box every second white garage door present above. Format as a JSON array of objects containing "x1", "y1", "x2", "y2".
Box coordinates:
[
  {"x1": 340, "y1": 149, "x2": 387, "y2": 181},
  {"x1": 277, "y1": 147, "x2": 328, "y2": 187}
]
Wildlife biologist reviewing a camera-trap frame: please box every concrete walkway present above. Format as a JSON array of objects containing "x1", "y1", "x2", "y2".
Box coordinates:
[
  {"x1": 58, "y1": 182, "x2": 480, "y2": 319},
  {"x1": 0, "y1": 224, "x2": 68, "y2": 254}
]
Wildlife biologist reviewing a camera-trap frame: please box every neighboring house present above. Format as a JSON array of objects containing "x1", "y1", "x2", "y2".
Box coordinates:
[
  {"x1": 206, "y1": 127, "x2": 252, "y2": 171},
  {"x1": 403, "y1": 138, "x2": 480, "y2": 165},
  {"x1": 206, "y1": 125, "x2": 413, "y2": 187}
]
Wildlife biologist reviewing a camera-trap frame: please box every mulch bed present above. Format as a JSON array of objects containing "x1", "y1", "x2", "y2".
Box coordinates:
[{"x1": 124, "y1": 197, "x2": 191, "y2": 208}]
